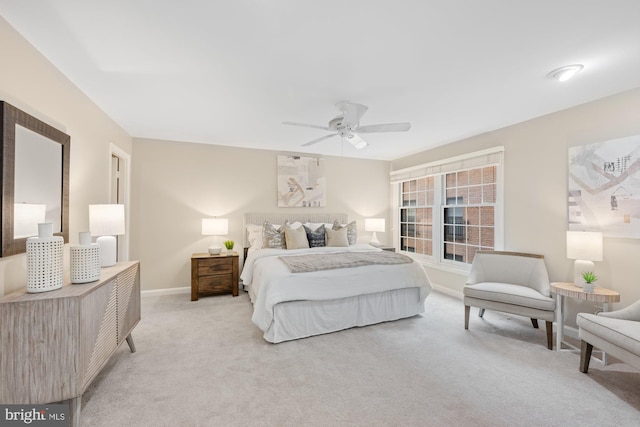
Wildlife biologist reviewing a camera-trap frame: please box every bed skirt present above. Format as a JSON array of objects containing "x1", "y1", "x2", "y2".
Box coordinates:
[{"x1": 263, "y1": 287, "x2": 424, "y2": 343}]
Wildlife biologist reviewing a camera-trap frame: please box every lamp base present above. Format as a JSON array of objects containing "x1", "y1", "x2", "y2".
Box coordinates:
[
  {"x1": 208, "y1": 246, "x2": 222, "y2": 255},
  {"x1": 574, "y1": 259, "x2": 595, "y2": 288},
  {"x1": 369, "y1": 231, "x2": 380, "y2": 247},
  {"x1": 97, "y1": 235, "x2": 117, "y2": 267}
]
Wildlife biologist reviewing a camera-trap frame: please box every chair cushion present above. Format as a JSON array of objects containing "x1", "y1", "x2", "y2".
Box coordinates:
[
  {"x1": 464, "y1": 282, "x2": 556, "y2": 311},
  {"x1": 577, "y1": 312, "x2": 640, "y2": 356}
]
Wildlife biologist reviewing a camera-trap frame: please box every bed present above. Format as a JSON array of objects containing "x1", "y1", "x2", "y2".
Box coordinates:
[{"x1": 241, "y1": 213, "x2": 432, "y2": 343}]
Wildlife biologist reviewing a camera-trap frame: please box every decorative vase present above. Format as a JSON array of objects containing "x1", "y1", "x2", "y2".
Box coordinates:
[
  {"x1": 70, "y1": 231, "x2": 101, "y2": 284},
  {"x1": 26, "y1": 223, "x2": 64, "y2": 293},
  {"x1": 583, "y1": 282, "x2": 595, "y2": 293}
]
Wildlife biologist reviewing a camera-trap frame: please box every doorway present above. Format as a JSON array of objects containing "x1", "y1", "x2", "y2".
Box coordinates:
[{"x1": 110, "y1": 144, "x2": 130, "y2": 262}]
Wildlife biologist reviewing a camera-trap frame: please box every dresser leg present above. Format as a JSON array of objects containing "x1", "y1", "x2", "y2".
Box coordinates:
[
  {"x1": 126, "y1": 334, "x2": 137, "y2": 353},
  {"x1": 68, "y1": 397, "x2": 81, "y2": 427}
]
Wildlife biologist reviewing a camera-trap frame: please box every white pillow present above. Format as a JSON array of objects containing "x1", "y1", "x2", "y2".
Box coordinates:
[
  {"x1": 325, "y1": 227, "x2": 349, "y2": 247},
  {"x1": 246, "y1": 224, "x2": 263, "y2": 249}
]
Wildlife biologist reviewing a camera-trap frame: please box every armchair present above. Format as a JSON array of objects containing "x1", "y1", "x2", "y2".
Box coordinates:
[
  {"x1": 577, "y1": 299, "x2": 640, "y2": 373},
  {"x1": 464, "y1": 251, "x2": 556, "y2": 349}
]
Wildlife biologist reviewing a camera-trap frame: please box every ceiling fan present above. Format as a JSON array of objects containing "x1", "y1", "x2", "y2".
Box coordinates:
[{"x1": 283, "y1": 101, "x2": 411, "y2": 149}]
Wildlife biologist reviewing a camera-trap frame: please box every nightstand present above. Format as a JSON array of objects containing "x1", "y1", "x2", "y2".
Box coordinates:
[{"x1": 191, "y1": 252, "x2": 239, "y2": 301}]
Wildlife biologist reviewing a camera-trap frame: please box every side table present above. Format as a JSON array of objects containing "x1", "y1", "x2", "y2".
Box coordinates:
[
  {"x1": 550, "y1": 282, "x2": 620, "y2": 363},
  {"x1": 191, "y1": 252, "x2": 239, "y2": 300}
]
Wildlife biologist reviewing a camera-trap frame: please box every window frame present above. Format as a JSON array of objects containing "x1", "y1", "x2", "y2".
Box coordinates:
[{"x1": 391, "y1": 147, "x2": 504, "y2": 273}]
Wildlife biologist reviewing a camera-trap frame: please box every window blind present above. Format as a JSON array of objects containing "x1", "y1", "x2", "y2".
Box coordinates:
[{"x1": 390, "y1": 146, "x2": 504, "y2": 183}]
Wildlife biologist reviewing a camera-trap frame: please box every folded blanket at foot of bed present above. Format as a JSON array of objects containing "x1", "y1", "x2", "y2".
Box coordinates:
[{"x1": 279, "y1": 251, "x2": 413, "y2": 273}]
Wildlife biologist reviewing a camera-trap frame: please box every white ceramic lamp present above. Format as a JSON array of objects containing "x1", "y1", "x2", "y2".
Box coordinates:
[
  {"x1": 90, "y1": 204, "x2": 125, "y2": 267},
  {"x1": 202, "y1": 218, "x2": 228, "y2": 255},
  {"x1": 365, "y1": 218, "x2": 385, "y2": 247},
  {"x1": 566, "y1": 231, "x2": 603, "y2": 287}
]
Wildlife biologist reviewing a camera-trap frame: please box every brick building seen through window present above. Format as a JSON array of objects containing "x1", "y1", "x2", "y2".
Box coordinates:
[{"x1": 400, "y1": 166, "x2": 496, "y2": 265}]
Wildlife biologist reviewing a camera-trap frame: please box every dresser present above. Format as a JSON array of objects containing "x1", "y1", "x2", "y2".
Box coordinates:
[
  {"x1": 0, "y1": 261, "x2": 140, "y2": 427},
  {"x1": 191, "y1": 252, "x2": 239, "y2": 300}
]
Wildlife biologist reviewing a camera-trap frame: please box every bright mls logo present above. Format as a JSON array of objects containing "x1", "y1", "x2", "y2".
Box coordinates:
[{"x1": 1, "y1": 405, "x2": 67, "y2": 426}]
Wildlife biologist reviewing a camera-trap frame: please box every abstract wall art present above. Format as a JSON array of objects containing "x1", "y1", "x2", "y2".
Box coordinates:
[
  {"x1": 277, "y1": 155, "x2": 325, "y2": 208},
  {"x1": 568, "y1": 134, "x2": 640, "y2": 237}
]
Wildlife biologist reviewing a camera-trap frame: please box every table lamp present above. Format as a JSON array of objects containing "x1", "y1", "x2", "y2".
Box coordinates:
[
  {"x1": 202, "y1": 218, "x2": 228, "y2": 255},
  {"x1": 90, "y1": 204, "x2": 126, "y2": 267},
  {"x1": 365, "y1": 218, "x2": 385, "y2": 247},
  {"x1": 566, "y1": 230, "x2": 603, "y2": 287}
]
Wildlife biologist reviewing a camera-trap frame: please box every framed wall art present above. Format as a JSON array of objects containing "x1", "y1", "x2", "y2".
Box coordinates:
[
  {"x1": 568, "y1": 134, "x2": 640, "y2": 237},
  {"x1": 277, "y1": 155, "x2": 325, "y2": 208}
]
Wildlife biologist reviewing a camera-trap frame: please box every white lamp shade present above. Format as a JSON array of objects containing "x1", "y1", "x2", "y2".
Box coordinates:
[
  {"x1": 365, "y1": 218, "x2": 386, "y2": 233},
  {"x1": 14, "y1": 203, "x2": 46, "y2": 238},
  {"x1": 202, "y1": 218, "x2": 228, "y2": 236},
  {"x1": 89, "y1": 204, "x2": 126, "y2": 236},
  {"x1": 566, "y1": 231, "x2": 603, "y2": 261}
]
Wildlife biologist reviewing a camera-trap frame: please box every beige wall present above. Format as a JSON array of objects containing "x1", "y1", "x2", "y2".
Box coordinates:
[
  {"x1": 0, "y1": 16, "x2": 132, "y2": 296},
  {"x1": 130, "y1": 138, "x2": 391, "y2": 291},
  {"x1": 392, "y1": 88, "x2": 640, "y2": 319}
]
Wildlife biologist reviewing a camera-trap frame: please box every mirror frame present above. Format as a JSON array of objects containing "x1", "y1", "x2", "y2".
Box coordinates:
[{"x1": 1, "y1": 101, "x2": 70, "y2": 257}]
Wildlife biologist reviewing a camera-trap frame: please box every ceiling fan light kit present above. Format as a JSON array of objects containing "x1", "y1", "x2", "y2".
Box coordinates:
[{"x1": 283, "y1": 101, "x2": 411, "y2": 149}]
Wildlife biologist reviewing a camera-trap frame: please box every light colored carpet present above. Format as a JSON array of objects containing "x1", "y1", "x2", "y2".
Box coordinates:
[{"x1": 81, "y1": 290, "x2": 640, "y2": 426}]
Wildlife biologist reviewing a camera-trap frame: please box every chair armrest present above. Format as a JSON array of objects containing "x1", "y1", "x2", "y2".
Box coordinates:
[{"x1": 598, "y1": 299, "x2": 640, "y2": 321}]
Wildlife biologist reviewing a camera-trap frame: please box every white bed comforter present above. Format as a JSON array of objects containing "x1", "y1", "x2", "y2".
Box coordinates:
[{"x1": 241, "y1": 244, "x2": 432, "y2": 332}]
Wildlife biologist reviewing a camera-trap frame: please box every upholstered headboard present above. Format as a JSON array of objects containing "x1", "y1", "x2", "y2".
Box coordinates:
[{"x1": 243, "y1": 212, "x2": 348, "y2": 248}]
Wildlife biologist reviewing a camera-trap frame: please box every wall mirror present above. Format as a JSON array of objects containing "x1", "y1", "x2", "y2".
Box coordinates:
[{"x1": 1, "y1": 101, "x2": 70, "y2": 257}]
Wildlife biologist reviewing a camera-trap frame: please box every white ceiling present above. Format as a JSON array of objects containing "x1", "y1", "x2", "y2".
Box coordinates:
[{"x1": 2, "y1": 1, "x2": 640, "y2": 161}]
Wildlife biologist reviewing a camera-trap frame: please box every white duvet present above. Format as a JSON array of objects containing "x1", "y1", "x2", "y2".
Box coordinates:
[{"x1": 241, "y1": 244, "x2": 432, "y2": 332}]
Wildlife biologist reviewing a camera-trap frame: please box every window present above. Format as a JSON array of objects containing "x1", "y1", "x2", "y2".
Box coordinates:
[
  {"x1": 442, "y1": 167, "x2": 496, "y2": 264},
  {"x1": 392, "y1": 148, "x2": 503, "y2": 268},
  {"x1": 400, "y1": 177, "x2": 434, "y2": 254}
]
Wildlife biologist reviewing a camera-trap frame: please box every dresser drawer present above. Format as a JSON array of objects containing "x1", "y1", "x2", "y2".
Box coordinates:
[
  {"x1": 199, "y1": 275, "x2": 233, "y2": 294},
  {"x1": 198, "y1": 258, "x2": 233, "y2": 275}
]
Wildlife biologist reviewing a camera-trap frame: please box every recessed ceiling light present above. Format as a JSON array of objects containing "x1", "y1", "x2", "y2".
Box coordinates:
[{"x1": 547, "y1": 64, "x2": 584, "y2": 82}]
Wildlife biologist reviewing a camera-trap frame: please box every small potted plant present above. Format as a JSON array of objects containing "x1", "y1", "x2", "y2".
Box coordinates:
[
  {"x1": 582, "y1": 271, "x2": 597, "y2": 293},
  {"x1": 224, "y1": 240, "x2": 235, "y2": 255}
]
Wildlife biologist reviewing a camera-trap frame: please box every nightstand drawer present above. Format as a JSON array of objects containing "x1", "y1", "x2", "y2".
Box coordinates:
[
  {"x1": 199, "y1": 275, "x2": 233, "y2": 294},
  {"x1": 198, "y1": 258, "x2": 233, "y2": 275}
]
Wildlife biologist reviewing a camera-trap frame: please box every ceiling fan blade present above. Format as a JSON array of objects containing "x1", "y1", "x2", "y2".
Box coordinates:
[
  {"x1": 355, "y1": 122, "x2": 411, "y2": 133},
  {"x1": 340, "y1": 102, "x2": 368, "y2": 126},
  {"x1": 283, "y1": 121, "x2": 330, "y2": 131},
  {"x1": 302, "y1": 133, "x2": 338, "y2": 146},
  {"x1": 346, "y1": 133, "x2": 368, "y2": 149}
]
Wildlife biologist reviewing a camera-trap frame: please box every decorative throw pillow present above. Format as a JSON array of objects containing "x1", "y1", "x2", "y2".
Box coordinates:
[
  {"x1": 332, "y1": 220, "x2": 357, "y2": 245},
  {"x1": 303, "y1": 224, "x2": 326, "y2": 247},
  {"x1": 262, "y1": 220, "x2": 288, "y2": 249},
  {"x1": 284, "y1": 225, "x2": 310, "y2": 250},
  {"x1": 325, "y1": 227, "x2": 349, "y2": 247}
]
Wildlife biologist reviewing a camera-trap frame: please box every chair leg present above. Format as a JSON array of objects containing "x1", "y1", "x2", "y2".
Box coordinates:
[
  {"x1": 478, "y1": 308, "x2": 485, "y2": 318},
  {"x1": 531, "y1": 318, "x2": 539, "y2": 329},
  {"x1": 545, "y1": 321, "x2": 553, "y2": 350},
  {"x1": 464, "y1": 305, "x2": 470, "y2": 329},
  {"x1": 580, "y1": 340, "x2": 593, "y2": 373}
]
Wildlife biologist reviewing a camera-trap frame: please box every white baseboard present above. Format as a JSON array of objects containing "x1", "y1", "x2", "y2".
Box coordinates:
[
  {"x1": 431, "y1": 283, "x2": 463, "y2": 300},
  {"x1": 141, "y1": 286, "x2": 190, "y2": 296}
]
